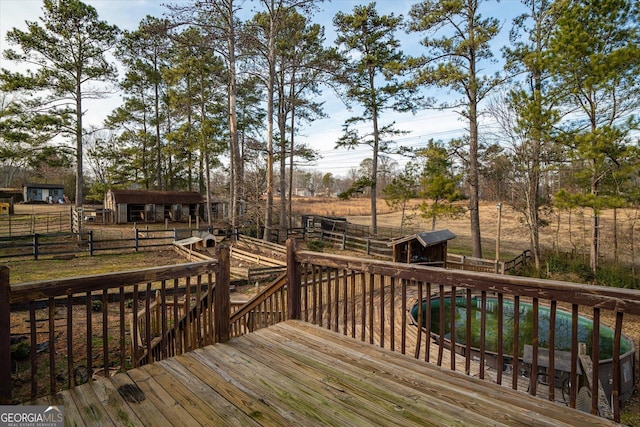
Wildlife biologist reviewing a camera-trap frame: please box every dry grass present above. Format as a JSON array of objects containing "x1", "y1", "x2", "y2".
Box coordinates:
[{"x1": 293, "y1": 196, "x2": 639, "y2": 264}]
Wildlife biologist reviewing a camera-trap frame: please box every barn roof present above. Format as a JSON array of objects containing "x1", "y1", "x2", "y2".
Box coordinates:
[
  {"x1": 388, "y1": 229, "x2": 456, "y2": 247},
  {"x1": 24, "y1": 183, "x2": 64, "y2": 189},
  {"x1": 108, "y1": 189, "x2": 203, "y2": 204}
]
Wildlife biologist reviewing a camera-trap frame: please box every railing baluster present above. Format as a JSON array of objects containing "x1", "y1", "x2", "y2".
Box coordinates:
[
  {"x1": 380, "y1": 275, "x2": 385, "y2": 348},
  {"x1": 360, "y1": 272, "x2": 366, "y2": 343},
  {"x1": 369, "y1": 273, "x2": 374, "y2": 345},
  {"x1": 390, "y1": 277, "x2": 395, "y2": 352},
  {"x1": 67, "y1": 294, "x2": 74, "y2": 389},
  {"x1": 570, "y1": 303, "x2": 578, "y2": 408},
  {"x1": 326, "y1": 268, "x2": 332, "y2": 330},
  {"x1": 415, "y1": 281, "x2": 423, "y2": 360},
  {"x1": 334, "y1": 268, "x2": 340, "y2": 333},
  {"x1": 450, "y1": 286, "x2": 456, "y2": 372},
  {"x1": 465, "y1": 289, "x2": 472, "y2": 375},
  {"x1": 29, "y1": 301, "x2": 37, "y2": 399},
  {"x1": 497, "y1": 292, "x2": 503, "y2": 385},
  {"x1": 425, "y1": 282, "x2": 431, "y2": 363},
  {"x1": 86, "y1": 291, "x2": 93, "y2": 380},
  {"x1": 48, "y1": 297, "x2": 55, "y2": 394},
  {"x1": 102, "y1": 289, "x2": 109, "y2": 378},
  {"x1": 591, "y1": 307, "x2": 600, "y2": 416},
  {"x1": 119, "y1": 287, "x2": 126, "y2": 371},
  {"x1": 350, "y1": 271, "x2": 356, "y2": 339},
  {"x1": 401, "y1": 279, "x2": 406, "y2": 355},
  {"x1": 530, "y1": 298, "x2": 539, "y2": 395},
  {"x1": 479, "y1": 291, "x2": 486, "y2": 380},
  {"x1": 548, "y1": 300, "x2": 557, "y2": 401},
  {"x1": 343, "y1": 270, "x2": 348, "y2": 336},
  {"x1": 512, "y1": 295, "x2": 520, "y2": 390},
  {"x1": 437, "y1": 286, "x2": 445, "y2": 367},
  {"x1": 613, "y1": 311, "x2": 623, "y2": 423},
  {"x1": 133, "y1": 285, "x2": 139, "y2": 368}
]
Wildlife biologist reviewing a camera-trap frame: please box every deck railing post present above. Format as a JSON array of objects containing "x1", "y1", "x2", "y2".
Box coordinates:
[
  {"x1": 286, "y1": 238, "x2": 301, "y2": 320},
  {"x1": 214, "y1": 245, "x2": 230, "y2": 343},
  {"x1": 0, "y1": 266, "x2": 11, "y2": 404}
]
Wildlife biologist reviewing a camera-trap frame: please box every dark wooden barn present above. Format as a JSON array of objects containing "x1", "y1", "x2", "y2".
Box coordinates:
[{"x1": 104, "y1": 189, "x2": 203, "y2": 224}]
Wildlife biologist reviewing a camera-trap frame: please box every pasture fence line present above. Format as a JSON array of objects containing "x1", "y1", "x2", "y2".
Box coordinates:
[{"x1": 0, "y1": 211, "x2": 71, "y2": 237}]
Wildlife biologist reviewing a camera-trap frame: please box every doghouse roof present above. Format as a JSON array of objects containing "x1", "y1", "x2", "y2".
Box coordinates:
[
  {"x1": 108, "y1": 189, "x2": 203, "y2": 204},
  {"x1": 388, "y1": 229, "x2": 456, "y2": 247}
]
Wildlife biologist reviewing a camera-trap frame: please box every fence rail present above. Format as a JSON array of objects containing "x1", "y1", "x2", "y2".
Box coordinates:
[
  {"x1": 0, "y1": 229, "x2": 189, "y2": 260},
  {"x1": 0, "y1": 212, "x2": 70, "y2": 237}
]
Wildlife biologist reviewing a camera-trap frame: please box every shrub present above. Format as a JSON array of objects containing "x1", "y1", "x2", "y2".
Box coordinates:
[{"x1": 306, "y1": 240, "x2": 325, "y2": 252}]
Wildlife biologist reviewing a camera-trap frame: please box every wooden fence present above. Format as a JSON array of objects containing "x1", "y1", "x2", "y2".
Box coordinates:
[
  {"x1": 0, "y1": 212, "x2": 70, "y2": 237},
  {"x1": 0, "y1": 228, "x2": 187, "y2": 260}
]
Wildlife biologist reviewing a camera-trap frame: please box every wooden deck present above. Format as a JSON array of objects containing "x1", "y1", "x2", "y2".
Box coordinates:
[{"x1": 35, "y1": 320, "x2": 618, "y2": 427}]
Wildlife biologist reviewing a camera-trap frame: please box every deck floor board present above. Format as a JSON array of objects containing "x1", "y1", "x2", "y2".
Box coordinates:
[{"x1": 51, "y1": 320, "x2": 618, "y2": 427}]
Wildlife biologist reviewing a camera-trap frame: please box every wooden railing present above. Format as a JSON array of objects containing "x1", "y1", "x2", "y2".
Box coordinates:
[
  {"x1": 0, "y1": 247, "x2": 230, "y2": 404},
  {"x1": 3, "y1": 237, "x2": 640, "y2": 423},
  {"x1": 285, "y1": 239, "x2": 640, "y2": 422}
]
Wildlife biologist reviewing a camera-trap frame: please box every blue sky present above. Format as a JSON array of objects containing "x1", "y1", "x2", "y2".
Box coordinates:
[{"x1": 0, "y1": 0, "x2": 523, "y2": 176}]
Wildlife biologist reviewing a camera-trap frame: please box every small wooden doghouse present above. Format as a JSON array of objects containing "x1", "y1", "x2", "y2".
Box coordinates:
[
  {"x1": 389, "y1": 230, "x2": 456, "y2": 266},
  {"x1": 104, "y1": 189, "x2": 203, "y2": 224}
]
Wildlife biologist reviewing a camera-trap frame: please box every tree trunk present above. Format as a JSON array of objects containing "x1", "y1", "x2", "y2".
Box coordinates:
[
  {"x1": 263, "y1": 10, "x2": 276, "y2": 241},
  {"x1": 227, "y1": 1, "x2": 241, "y2": 241}
]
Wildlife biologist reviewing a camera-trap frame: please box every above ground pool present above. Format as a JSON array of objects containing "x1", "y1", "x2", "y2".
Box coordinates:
[{"x1": 410, "y1": 295, "x2": 636, "y2": 401}]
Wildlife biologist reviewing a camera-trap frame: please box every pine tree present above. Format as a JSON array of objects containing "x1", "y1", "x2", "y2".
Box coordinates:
[{"x1": 1, "y1": 0, "x2": 119, "y2": 208}]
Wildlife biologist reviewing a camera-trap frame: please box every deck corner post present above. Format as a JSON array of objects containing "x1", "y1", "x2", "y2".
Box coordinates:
[
  {"x1": 215, "y1": 245, "x2": 231, "y2": 343},
  {"x1": 0, "y1": 266, "x2": 11, "y2": 404},
  {"x1": 286, "y1": 238, "x2": 301, "y2": 320}
]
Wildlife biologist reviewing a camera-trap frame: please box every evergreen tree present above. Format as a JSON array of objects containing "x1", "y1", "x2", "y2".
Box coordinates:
[
  {"x1": 408, "y1": 0, "x2": 502, "y2": 258},
  {"x1": 1, "y1": 0, "x2": 119, "y2": 207},
  {"x1": 334, "y1": 2, "x2": 417, "y2": 235},
  {"x1": 549, "y1": 0, "x2": 640, "y2": 273}
]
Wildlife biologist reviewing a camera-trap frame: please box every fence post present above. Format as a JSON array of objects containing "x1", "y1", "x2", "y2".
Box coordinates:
[
  {"x1": 89, "y1": 230, "x2": 94, "y2": 256},
  {"x1": 134, "y1": 228, "x2": 139, "y2": 252},
  {"x1": 366, "y1": 238, "x2": 370, "y2": 255},
  {"x1": 0, "y1": 266, "x2": 11, "y2": 404},
  {"x1": 341, "y1": 233, "x2": 346, "y2": 250},
  {"x1": 214, "y1": 245, "x2": 230, "y2": 343},
  {"x1": 286, "y1": 238, "x2": 301, "y2": 320}
]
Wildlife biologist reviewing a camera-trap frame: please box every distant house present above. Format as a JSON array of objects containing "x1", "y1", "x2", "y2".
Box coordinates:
[
  {"x1": 104, "y1": 189, "x2": 203, "y2": 224},
  {"x1": 23, "y1": 183, "x2": 64, "y2": 203},
  {"x1": 388, "y1": 229, "x2": 456, "y2": 266}
]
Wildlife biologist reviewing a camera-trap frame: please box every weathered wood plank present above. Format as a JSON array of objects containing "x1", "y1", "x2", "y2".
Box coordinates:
[
  {"x1": 125, "y1": 367, "x2": 200, "y2": 427},
  {"x1": 89, "y1": 376, "x2": 144, "y2": 426},
  {"x1": 139, "y1": 362, "x2": 243, "y2": 427},
  {"x1": 259, "y1": 324, "x2": 530, "y2": 427},
  {"x1": 107, "y1": 372, "x2": 174, "y2": 427},
  {"x1": 192, "y1": 345, "x2": 367, "y2": 426},
  {"x1": 282, "y1": 321, "x2": 619, "y2": 427},
  {"x1": 172, "y1": 353, "x2": 291, "y2": 427},
  {"x1": 235, "y1": 328, "x2": 479, "y2": 427},
  {"x1": 158, "y1": 358, "x2": 264, "y2": 427},
  {"x1": 49, "y1": 389, "x2": 87, "y2": 427},
  {"x1": 68, "y1": 383, "x2": 117, "y2": 426}
]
